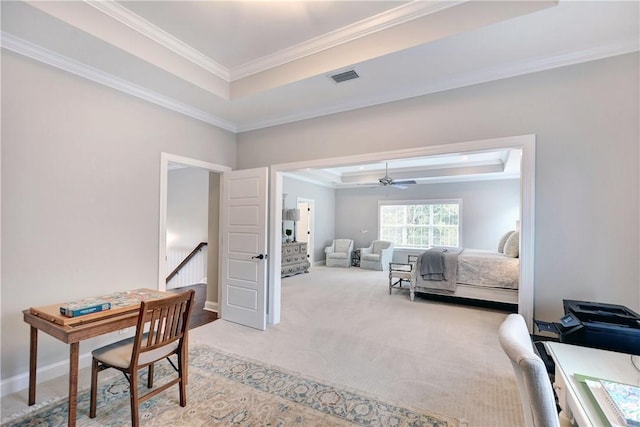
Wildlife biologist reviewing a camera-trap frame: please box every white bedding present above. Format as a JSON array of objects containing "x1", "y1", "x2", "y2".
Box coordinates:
[
  {"x1": 456, "y1": 249, "x2": 519, "y2": 290},
  {"x1": 414, "y1": 248, "x2": 519, "y2": 291}
]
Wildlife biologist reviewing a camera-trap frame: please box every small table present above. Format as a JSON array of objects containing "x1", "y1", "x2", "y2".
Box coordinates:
[
  {"x1": 351, "y1": 249, "x2": 361, "y2": 267},
  {"x1": 24, "y1": 288, "x2": 173, "y2": 426}
]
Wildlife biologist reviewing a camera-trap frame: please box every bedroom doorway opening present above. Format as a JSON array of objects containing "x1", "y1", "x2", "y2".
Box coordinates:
[
  {"x1": 296, "y1": 198, "x2": 314, "y2": 266},
  {"x1": 269, "y1": 134, "x2": 535, "y2": 330}
]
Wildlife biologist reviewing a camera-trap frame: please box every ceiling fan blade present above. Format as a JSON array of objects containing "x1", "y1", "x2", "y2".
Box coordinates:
[{"x1": 393, "y1": 180, "x2": 417, "y2": 185}]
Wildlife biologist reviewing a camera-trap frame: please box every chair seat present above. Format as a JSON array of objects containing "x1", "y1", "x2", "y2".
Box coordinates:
[
  {"x1": 362, "y1": 253, "x2": 381, "y2": 261},
  {"x1": 90, "y1": 290, "x2": 195, "y2": 427},
  {"x1": 391, "y1": 271, "x2": 413, "y2": 280},
  {"x1": 93, "y1": 335, "x2": 179, "y2": 369},
  {"x1": 327, "y1": 252, "x2": 347, "y2": 259}
]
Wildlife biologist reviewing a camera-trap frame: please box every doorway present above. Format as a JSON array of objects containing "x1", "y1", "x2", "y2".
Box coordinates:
[
  {"x1": 166, "y1": 164, "x2": 210, "y2": 289},
  {"x1": 296, "y1": 199, "x2": 314, "y2": 265},
  {"x1": 269, "y1": 134, "x2": 535, "y2": 329},
  {"x1": 158, "y1": 153, "x2": 231, "y2": 305}
]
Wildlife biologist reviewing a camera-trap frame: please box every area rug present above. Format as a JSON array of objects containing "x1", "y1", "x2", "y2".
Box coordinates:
[{"x1": 2, "y1": 344, "x2": 459, "y2": 427}]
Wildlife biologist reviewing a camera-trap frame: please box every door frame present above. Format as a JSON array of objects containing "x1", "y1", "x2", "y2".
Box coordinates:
[
  {"x1": 268, "y1": 134, "x2": 536, "y2": 330},
  {"x1": 158, "y1": 152, "x2": 231, "y2": 291},
  {"x1": 296, "y1": 198, "x2": 315, "y2": 265}
]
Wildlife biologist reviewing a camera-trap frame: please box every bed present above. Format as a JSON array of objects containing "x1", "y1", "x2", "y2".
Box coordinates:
[{"x1": 407, "y1": 247, "x2": 519, "y2": 305}]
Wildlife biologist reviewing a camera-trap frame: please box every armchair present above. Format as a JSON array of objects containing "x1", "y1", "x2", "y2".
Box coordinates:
[
  {"x1": 324, "y1": 239, "x2": 354, "y2": 268},
  {"x1": 359, "y1": 240, "x2": 394, "y2": 271}
]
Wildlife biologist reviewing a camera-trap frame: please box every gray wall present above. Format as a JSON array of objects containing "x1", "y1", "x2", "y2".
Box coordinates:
[
  {"x1": 167, "y1": 167, "x2": 210, "y2": 250},
  {"x1": 336, "y1": 179, "x2": 521, "y2": 259},
  {"x1": 283, "y1": 176, "x2": 336, "y2": 264},
  {"x1": 1, "y1": 51, "x2": 236, "y2": 380},
  {"x1": 238, "y1": 53, "x2": 640, "y2": 323}
]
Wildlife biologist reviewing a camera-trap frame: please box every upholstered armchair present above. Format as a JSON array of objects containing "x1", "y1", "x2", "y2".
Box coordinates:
[
  {"x1": 324, "y1": 239, "x2": 354, "y2": 268},
  {"x1": 359, "y1": 240, "x2": 394, "y2": 271}
]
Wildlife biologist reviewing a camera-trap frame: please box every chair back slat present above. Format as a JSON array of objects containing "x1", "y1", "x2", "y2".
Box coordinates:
[{"x1": 130, "y1": 290, "x2": 195, "y2": 367}]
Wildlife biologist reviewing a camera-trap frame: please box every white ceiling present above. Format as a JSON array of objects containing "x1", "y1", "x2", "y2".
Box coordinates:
[{"x1": 1, "y1": 1, "x2": 638, "y2": 185}]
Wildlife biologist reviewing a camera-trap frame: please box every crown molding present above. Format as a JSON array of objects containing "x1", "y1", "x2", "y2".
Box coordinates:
[
  {"x1": 236, "y1": 39, "x2": 639, "y2": 132},
  {"x1": 230, "y1": 1, "x2": 465, "y2": 81},
  {"x1": 3, "y1": 29, "x2": 636, "y2": 135},
  {"x1": 1, "y1": 32, "x2": 236, "y2": 132},
  {"x1": 84, "y1": 0, "x2": 464, "y2": 83},
  {"x1": 84, "y1": 0, "x2": 229, "y2": 81}
]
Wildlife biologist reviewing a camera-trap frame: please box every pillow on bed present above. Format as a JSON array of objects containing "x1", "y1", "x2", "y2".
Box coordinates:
[
  {"x1": 498, "y1": 230, "x2": 515, "y2": 253},
  {"x1": 504, "y1": 231, "x2": 520, "y2": 258}
]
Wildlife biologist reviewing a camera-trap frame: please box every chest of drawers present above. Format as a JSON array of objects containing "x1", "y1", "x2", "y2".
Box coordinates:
[{"x1": 281, "y1": 242, "x2": 310, "y2": 277}]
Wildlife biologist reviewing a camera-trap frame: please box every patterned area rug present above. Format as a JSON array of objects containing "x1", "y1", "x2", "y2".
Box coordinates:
[{"x1": 2, "y1": 344, "x2": 459, "y2": 426}]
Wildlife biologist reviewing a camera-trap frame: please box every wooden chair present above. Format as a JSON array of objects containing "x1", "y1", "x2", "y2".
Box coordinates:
[
  {"x1": 89, "y1": 290, "x2": 195, "y2": 426},
  {"x1": 389, "y1": 254, "x2": 418, "y2": 295}
]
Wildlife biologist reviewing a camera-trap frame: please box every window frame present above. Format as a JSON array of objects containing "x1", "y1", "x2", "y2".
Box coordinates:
[{"x1": 377, "y1": 198, "x2": 463, "y2": 249}]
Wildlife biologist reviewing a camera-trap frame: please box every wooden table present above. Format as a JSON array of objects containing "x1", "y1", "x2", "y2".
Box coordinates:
[{"x1": 23, "y1": 288, "x2": 172, "y2": 426}]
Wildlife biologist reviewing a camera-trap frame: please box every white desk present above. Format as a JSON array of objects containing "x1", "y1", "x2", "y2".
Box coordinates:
[{"x1": 544, "y1": 342, "x2": 640, "y2": 427}]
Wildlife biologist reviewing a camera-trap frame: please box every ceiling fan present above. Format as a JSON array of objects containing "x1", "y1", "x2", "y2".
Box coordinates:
[{"x1": 377, "y1": 163, "x2": 417, "y2": 189}]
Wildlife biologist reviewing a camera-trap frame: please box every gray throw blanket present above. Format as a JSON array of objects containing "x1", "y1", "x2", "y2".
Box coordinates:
[
  {"x1": 420, "y1": 248, "x2": 448, "y2": 281},
  {"x1": 418, "y1": 247, "x2": 464, "y2": 292}
]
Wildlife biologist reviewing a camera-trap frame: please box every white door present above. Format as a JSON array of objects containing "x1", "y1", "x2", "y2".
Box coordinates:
[
  {"x1": 297, "y1": 199, "x2": 314, "y2": 265},
  {"x1": 220, "y1": 168, "x2": 268, "y2": 330}
]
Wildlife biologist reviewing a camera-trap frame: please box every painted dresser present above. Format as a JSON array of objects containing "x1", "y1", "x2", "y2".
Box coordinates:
[{"x1": 281, "y1": 242, "x2": 310, "y2": 277}]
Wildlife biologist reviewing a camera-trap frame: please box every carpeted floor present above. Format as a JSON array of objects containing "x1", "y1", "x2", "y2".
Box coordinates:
[
  {"x1": 1, "y1": 266, "x2": 522, "y2": 426},
  {"x1": 2, "y1": 344, "x2": 458, "y2": 427},
  {"x1": 190, "y1": 266, "x2": 523, "y2": 427}
]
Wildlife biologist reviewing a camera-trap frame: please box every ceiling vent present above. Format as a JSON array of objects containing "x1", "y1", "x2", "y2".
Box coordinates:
[{"x1": 330, "y1": 69, "x2": 359, "y2": 84}]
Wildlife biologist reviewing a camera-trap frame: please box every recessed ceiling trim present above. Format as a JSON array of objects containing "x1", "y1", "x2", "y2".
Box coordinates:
[
  {"x1": 340, "y1": 164, "x2": 505, "y2": 185},
  {"x1": 85, "y1": 0, "x2": 229, "y2": 81},
  {"x1": 236, "y1": 39, "x2": 639, "y2": 132},
  {"x1": 230, "y1": 0, "x2": 466, "y2": 81},
  {"x1": 84, "y1": 0, "x2": 464, "y2": 84},
  {"x1": 1, "y1": 32, "x2": 237, "y2": 132}
]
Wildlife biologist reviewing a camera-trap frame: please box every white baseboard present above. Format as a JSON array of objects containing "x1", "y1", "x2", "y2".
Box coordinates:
[
  {"x1": 1, "y1": 352, "x2": 93, "y2": 397},
  {"x1": 204, "y1": 300, "x2": 218, "y2": 313}
]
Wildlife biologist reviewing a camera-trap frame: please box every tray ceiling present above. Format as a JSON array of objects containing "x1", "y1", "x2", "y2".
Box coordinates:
[{"x1": 2, "y1": 1, "x2": 637, "y2": 133}]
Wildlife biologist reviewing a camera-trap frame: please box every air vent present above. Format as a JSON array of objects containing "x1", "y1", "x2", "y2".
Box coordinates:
[{"x1": 330, "y1": 69, "x2": 359, "y2": 83}]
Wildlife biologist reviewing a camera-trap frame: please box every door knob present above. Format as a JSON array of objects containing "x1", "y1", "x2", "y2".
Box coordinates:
[{"x1": 251, "y1": 254, "x2": 267, "y2": 260}]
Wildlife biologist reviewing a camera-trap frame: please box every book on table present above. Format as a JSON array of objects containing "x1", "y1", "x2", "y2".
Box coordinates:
[{"x1": 583, "y1": 377, "x2": 640, "y2": 427}]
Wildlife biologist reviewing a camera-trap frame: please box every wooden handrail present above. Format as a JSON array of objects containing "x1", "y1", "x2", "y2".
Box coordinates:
[{"x1": 166, "y1": 242, "x2": 208, "y2": 283}]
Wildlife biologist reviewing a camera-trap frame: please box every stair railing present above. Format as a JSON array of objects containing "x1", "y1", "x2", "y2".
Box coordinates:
[{"x1": 166, "y1": 242, "x2": 208, "y2": 283}]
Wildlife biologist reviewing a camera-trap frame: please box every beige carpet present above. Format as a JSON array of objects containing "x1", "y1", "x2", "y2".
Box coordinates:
[
  {"x1": 1, "y1": 266, "x2": 522, "y2": 426},
  {"x1": 190, "y1": 266, "x2": 523, "y2": 427}
]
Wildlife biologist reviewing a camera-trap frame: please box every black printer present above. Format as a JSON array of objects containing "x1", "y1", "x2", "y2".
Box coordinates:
[{"x1": 535, "y1": 299, "x2": 640, "y2": 355}]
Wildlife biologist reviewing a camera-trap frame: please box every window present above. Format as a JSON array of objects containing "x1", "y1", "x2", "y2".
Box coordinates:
[{"x1": 379, "y1": 200, "x2": 461, "y2": 248}]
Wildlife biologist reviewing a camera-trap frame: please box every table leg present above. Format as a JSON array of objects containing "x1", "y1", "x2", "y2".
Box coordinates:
[
  {"x1": 68, "y1": 342, "x2": 79, "y2": 427},
  {"x1": 28, "y1": 326, "x2": 38, "y2": 406}
]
